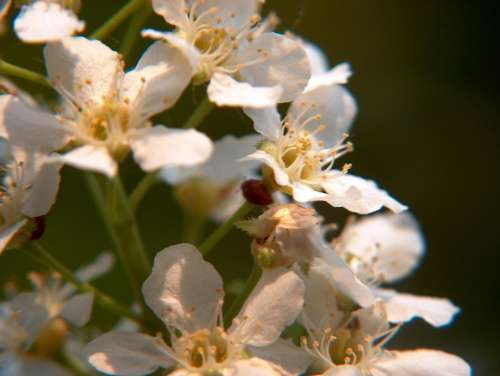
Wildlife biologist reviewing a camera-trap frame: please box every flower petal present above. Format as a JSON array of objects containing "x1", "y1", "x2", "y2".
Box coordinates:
[
  {"x1": 0, "y1": 0, "x2": 12, "y2": 20},
  {"x1": 229, "y1": 268, "x2": 304, "y2": 346},
  {"x1": 248, "y1": 339, "x2": 314, "y2": 376},
  {"x1": 243, "y1": 107, "x2": 282, "y2": 141},
  {"x1": 207, "y1": 73, "x2": 283, "y2": 108},
  {"x1": 123, "y1": 41, "x2": 194, "y2": 118},
  {"x1": 86, "y1": 331, "x2": 173, "y2": 375},
  {"x1": 129, "y1": 126, "x2": 213, "y2": 172},
  {"x1": 151, "y1": 0, "x2": 189, "y2": 30},
  {"x1": 14, "y1": 2, "x2": 84, "y2": 44},
  {"x1": 142, "y1": 243, "x2": 223, "y2": 332},
  {"x1": 287, "y1": 85, "x2": 357, "y2": 147},
  {"x1": 0, "y1": 219, "x2": 26, "y2": 255},
  {"x1": 374, "y1": 288, "x2": 461, "y2": 327},
  {"x1": 62, "y1": 145, "x2": 117, "y2": 178},
  {"x1": 44, "y1": 36, "x2": 122, "y2": 106},
  {"x1": 238, "y1": 150, "x2": 290, "y2": 187},
  {"x1": 21, "y1": 153, "x2": 63, "y2": 218},
  {"x1": 373, "y1": 349, "x2": 471, "y2": 376},
  {"x1": 0, "y1": 96, "x2": 69, "y2": 154},
  {"x1": 59, "y1": 292, "x2": 93, "y2": 327},
  {"x1": 239, "y1": 33, "x2": 311, "y2": 103},
  {"x1": 321, "y1": 174, "x2": 408, "y2": 214}
]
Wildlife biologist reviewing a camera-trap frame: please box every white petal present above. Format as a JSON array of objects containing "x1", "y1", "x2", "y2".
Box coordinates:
[
  {"x1": 373, "y1": 349, "x2": 471, "y2": 376},
  {"x1": 248, "y1": 339, "x2": 314, "y2": 376},
  {"x1": 323, "y1": 366, "x2": 363, "y2": 376},
  {"x1": 229, "y1": 268, "x2": 304, "y2": 346},
  {"x1": 316, "y1": 250, "x2": 375, "y2": 307},
  {"x1": 0, "y1": 219, "x2": 26, "y2": 255},
  {"x1": 243, "y1": 107, "x2": 281, "y2": 141},
  {"x1": 62, "y1": 145, "x2": 117, "y2": 177},
  {"x1": 207, "y1": 73, "x2": 283, "y2": 108},
  {"x1": 151, "y1": 0, "x2": 189, "y2": 30},
  {"x1": 339, "y1": 212, "x2": 424, "y2": 282},
  {"x1": 123, "y1": 41, "x2": 194, "y2": 117},
  {"x1": 0, "y1": 96, "x2": 69, "y2": 154},
  {"x1": 322, "y1": 174, "x2": 407, "y2": 214},
  {"x1": 44, "y1": 36, "x2": 122, "y2": 105},
  {"x1": 304, "y1": 63, "x2": 353, "y2": 93},
  {"x1": 288, "y1": 85, "x2": 357, "y2": 147},
  {"x1": 86, "y1": 331, "x2": 173, "y2": 375},
  {"x1": 191, "y1": 0, "x2": 262, "y2": 30},
  {"x1": 129, "y1": 126, "x2": 213, "y2": 172},
  {"x1": 374, "y1": 288, "x2": 461, "y2": 327},
  {"x1": 21, "y1": 153, "x2": 63, "y2": 218},
  {"x1": 141, "y1": 30, "x2": 201, "y2": 70},
  {"x1": 10, "y1": 292, "x2": 50, "y2": 349},
  {"x1": 142, "y1": 244, "x2": 223, "y2": 332},
  {"x1": 74, "y1": 251, "x2": 115, "y2": 283},
  {"x1": 14, "y1": 2, "x2": 84, "y2": 44},
  {"x1": 59, "y1": 292, "x2": 93, "y2": 326},
  {"x1": 240, "y1": 33, "x2": 311, "y2": 103},
  {"x1": 238, "y1": 150, "x2": 290, "y2": 187},
  {"x1": 223, "y1": 358, "x2": 285, "y2": 376},
  {"x1": 303, "y1": 41, "x2": 330, "y2": 76}
]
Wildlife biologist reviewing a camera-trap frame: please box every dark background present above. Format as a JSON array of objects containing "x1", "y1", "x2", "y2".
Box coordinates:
[{"x1": 1, "y1": 1, "x2": 498, "y2": 375}]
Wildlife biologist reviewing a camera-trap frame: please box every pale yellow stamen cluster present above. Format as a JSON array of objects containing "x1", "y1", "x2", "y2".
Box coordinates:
[
  {"x1": 275, "y1": 101, "x2": 353, "y2": 185},
  {"x1": 178, "y1": 0, "x2": 270, "y2": 83}
]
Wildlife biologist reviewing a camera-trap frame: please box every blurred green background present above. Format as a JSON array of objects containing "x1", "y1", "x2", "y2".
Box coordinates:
[{"x1": 1, "y1": 1, "x2": 498, "y2": 375}]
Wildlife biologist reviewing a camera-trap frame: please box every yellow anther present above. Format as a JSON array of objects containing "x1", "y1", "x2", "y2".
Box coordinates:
[
  {"x1": 230, "y1": 12, "x2": 236, "y2": 17},
  {"x1": 263, "y1": 51, "x2": 270, "y2": 57},
  {"x1": 311, "y1": 102, "x2": 317, "y2": 107},
  {"x1": 55, "y1": 74, "x2": 62, "y2": 79},
  {"x1": 319, "y1": 125, "x2": 326, "y2": 131},
  {"x1": 210, "y1": 7, "x2": 217, "y2": 14},
  {"x1": 303, "y1": 131, "x2": 309, "y2": 136},
  {"x1": 315, "y1": 115, "x2": 322, "y2": 120},
  {"x1": 85, "y1": 79, "x2": 92, "y2": 84},
  {"x1": 301, "y1": 101, "x2": 307, "y2": 106},
  {"x1": 318, "y1": 142, "x2": 325, "y2": 148}
]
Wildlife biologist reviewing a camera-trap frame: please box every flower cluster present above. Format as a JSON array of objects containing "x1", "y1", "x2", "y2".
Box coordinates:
[{"x1": 0, "y1": 1, "x2": 470, "y2": 376}]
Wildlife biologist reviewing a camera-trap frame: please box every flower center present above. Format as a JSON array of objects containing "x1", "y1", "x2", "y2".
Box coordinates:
[
  {"x1": 178, "y1": 1, "x2": 269, "y2": 83},
  {"x1": 274, "y1": 102, "x2": 353, "y2": 185},
  {"x1": 0, "y1": 157, "x2": 28, "y2": 227}
]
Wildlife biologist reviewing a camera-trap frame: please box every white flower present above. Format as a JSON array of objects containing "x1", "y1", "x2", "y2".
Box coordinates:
[
  {"x1": 240, "y1": 83, "x2": 407, "y2": 214},
  {"x1": 0, "y1": 303, "x2": 75, "y2": 376},
  {"x1": 0, "y1": 141, "x2": 62, "y2": 254},
  {"x1": 13, "y1": 1, "x2": 85, "y2": 43},
  {"x1": 333, "y1": 212, "x2": 461, "y2": 327},
  {"x1": 300, "y1": 297, "x2": 471, "y2": 376},
  {"x1": 86, "y1": 243, "x2": 306, "y2": 376},
  {"x1": 159, "y1": 133, "x2": 261, "y2": 221},
  {"x1": 143, "y1": 0, "x2": 311, "y2": 108},
  {"x1": 0, "y1": 36, "x2": 213, "y2": 177},
  {"x1": 10, "y1": 251, "x2": 114, "y2": 350}
]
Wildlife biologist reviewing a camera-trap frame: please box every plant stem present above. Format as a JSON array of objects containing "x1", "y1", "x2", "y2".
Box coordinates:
[
  {"x1": 24, "y1": 242, "x2": 142, "y2": 324},
  {"x1": 112, "y1": 176, "x2": 151, "y2": 278},
  {"x1": 199, "y1": 202, "x2": 254, "y2": 256},
  {"x1": 182, "y1": 96, "x2": 215, "y2": 129},
  {"x1": 0, "y1": 60, "x2": 51, "y2": 88},
  {"x1": 223, "y1": 262, "x2": 262, "y2": 329},
  {"x1": 128, "y1": 171, "x2": 158, "y2": 211},
  {"x1": 183, "y1": 213, "x2": 207, "y2": 245},
  {"x1": 89, "y1": 0, "x2": 146, "y2": 40},
  {"x1": 119, "y1": 4, "x2": 151, "y2": 62},
  {"x1": 81, "y1": 172, "x2": 144, "y2": 306}
]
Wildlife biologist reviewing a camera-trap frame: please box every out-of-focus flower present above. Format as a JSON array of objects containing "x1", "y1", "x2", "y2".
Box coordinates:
[
  {"x1": 86, "y1": 243, "x2": 307, "y2": 376},
  {"x1": 0, "y1": 36, "x2": 213, "y2": 177},
  {"x1": 10, "y1": 251, "x2": 114, "y2": 350},
  {"x1": 10, "y1": 0, "x2": 85, "y2": 43},
  {"x1": 0, "y1": 303, "x2": 75, "y2": 376},
  {"x1": 143, "y1": 0, "x2": 311, "y2": 108},
  {"x1": 0, "y1": 140, "x2": 62, "y2": 254},
  {"x1": 160, "y1": 133, "x2": 261, "y2": 222},
  {"x1": 333, "y1": 212, "x2": 461, "y2": 327}
]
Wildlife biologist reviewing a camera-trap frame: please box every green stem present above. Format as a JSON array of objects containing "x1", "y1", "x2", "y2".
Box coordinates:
[
  {"x1": 112, "y1": 176, "x2": 151, "y2": 278},
  {"x1": 81, "y1": 172, "x2": 144, "y2": 305},
  {"x1": 24, "y1": 242, "x2": 142, "y2": 324},
  {"x1": 119, "y1": 4, "x2": 151, "y2": 62},
  {"x1": 89, "y1": 0, "x2": 146, "y2": 40},
  {"x1": 0, "y1": 60, "x2": 51, "y2": 88},
  {"x1": 128, "y1": 171, "x2": 158, "y2": 211},
  {"x1": 183, "y1": 213, "x2": 207, "y2": 245},
  {"x1": 182, "y1": 96, "x2": 215, "y2": 129},
  {"x1": 199, "y1": 202, "x2": 254, "y2": 256},
  {"x1": 223, "y1": 262, "x2": 262, "y2": 329}
]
